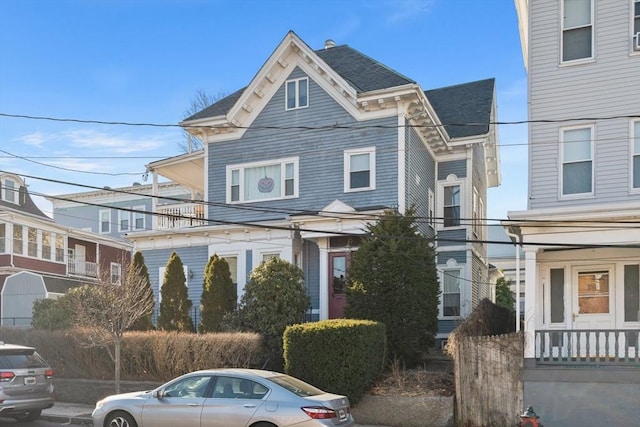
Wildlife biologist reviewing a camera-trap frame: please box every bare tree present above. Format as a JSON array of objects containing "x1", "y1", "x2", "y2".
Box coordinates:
[
  {"x1": 179, "y1": 89, "x2": 228, "y2": 153},
  {"x1": 70, "y1": 261, "x2": 155, "y2": 393}
]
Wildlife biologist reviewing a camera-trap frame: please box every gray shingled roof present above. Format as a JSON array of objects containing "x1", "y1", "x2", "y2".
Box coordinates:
[
  {"x1": 425, "y1": 78, "x2": 495, "y2": 139},
  {"x1": 0, "y1": 184, "x2": 51, "y2": 220},
  {"x1": 315, "y1": 44, "x2": 415, "y2": 92},
  {"x1": 183, "y1": 42, "x2": 494, "y2": 140}
]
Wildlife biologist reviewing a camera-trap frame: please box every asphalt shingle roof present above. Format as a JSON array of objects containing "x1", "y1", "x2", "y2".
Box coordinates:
[
  {"x1": 0, "y1": 184, "x2": 51, "y2": 220},
  {"x1": 425, "y1": 78, "x2": 495, "y2": 139},
  {"x1": 183, "y1": 41, "x2": 494, "y2": 141}
]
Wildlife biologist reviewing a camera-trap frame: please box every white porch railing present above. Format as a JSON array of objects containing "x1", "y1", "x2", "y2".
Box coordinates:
[
  {"x1": 156, "y1": 203, "x2": 206, "y2": 229},
  {"x1": 67, "y1": 260, "x2": 98, "y2": 278},
  {"x1": 536, "y1": 329, "x2": 640, "y2": 366}
]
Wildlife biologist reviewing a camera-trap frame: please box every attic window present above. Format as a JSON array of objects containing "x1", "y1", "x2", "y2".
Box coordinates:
[
  {"x1": 285, "y1": 77, "x2": 308, "y2": 110},
  {"x1": 2, "y1": 178, "x2": 18, "y2": 204}
]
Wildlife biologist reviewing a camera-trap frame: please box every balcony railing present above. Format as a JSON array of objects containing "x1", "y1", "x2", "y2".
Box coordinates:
[
  {"x1": 67, "y1": 260, "x2": 98, "y2": 278},
  {"x1": 156, "y1": 203, "x2": 206, "y2": 229},
  {"x1": 535, "y1": 329, "x2": 640, "y2": 367}
]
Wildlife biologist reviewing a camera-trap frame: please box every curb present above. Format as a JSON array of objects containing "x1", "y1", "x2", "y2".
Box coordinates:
[{"x1": 41, "y1": 413, "x2": 93, "y2": 425}]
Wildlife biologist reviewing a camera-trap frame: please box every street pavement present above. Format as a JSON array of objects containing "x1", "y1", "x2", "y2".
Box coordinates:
[{"x1": 41, "y1": 402, "x2": 388, "y2": 426}]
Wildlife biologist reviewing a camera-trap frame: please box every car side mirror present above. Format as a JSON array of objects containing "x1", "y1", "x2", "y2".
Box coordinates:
[{"x1": 152, "y1": 389, "x2": 164, "y2": 399}]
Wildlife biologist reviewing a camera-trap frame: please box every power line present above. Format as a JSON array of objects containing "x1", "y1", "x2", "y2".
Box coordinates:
[{"x1": 2, "y1": 111, "x2": 639, "y2": 129}]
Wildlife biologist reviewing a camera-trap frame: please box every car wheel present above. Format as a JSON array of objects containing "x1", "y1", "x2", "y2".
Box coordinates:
[
  {"x1": 105, "y1": 411, "x2": 138, "y2": 427},
  {"x1": 13, "y1": 409, "x2": 42, "y2": 422},
  {"x1": 251, "y1": 423, "x2": 277, "y2": 427}
]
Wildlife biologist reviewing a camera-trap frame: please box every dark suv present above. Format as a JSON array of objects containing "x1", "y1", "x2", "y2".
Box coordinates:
[{"x1": 0, "y1": 342, "x2": 55, "y2": 422}]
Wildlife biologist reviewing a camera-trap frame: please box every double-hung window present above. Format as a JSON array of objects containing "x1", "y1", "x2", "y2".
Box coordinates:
[
  {"x1": 27, "y1": 227, "x2": 38, "y2": 257},
  {"x1": 561, "y1": 126, "x2": 593, "y2": 196},
  {"x1": 285, "y1": 77, "x2": 308, "y2": 110},
  {"x1": 562, "y1": 0, "x2": 593, "y2": 62},
  {"x1": 111, "y1": 263, "x2": 122, "y2": 284},
  {"x1": 344, "y1": 147, "x2": 376, "y2": 192},
  {"x1": 442, "y1": 269, "x2": 461, "y2": 317},
  {"x1": 443, "y1": 185, "x2": 461, "y2": 227},
  {"x1": 119, "y1": 210, "x2": 130, "y2": 232},
  {"x1": 2, "y1": 178, "x2": 17, "y2": 204},
  {"x1": 55, "y1": 234, "x2": 64, "y2": 262},
  {"x1": 99, "y1": 210, "x2": 111, "y2": 233},
  {"x1": 227, "y1": 158, "x2": 298, "y2": 203},
  {"x1": 42, "y1": 231, "x2": 51, "y2": 260},
  {"x1": 633, "y1": 120, "x2": 640, "y2": 190},
  {"x1": 133, "y1": 207, "x2": 145, "y2": 230}
]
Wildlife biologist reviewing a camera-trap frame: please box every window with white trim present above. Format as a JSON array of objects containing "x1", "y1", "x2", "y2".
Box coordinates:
[
  {"x1": 344, "y1": 147, "x2": 376, "y2": 192},
  {"x1": 633, "y1": 0, "x2": 640, "y2": 51},
  {"x1": 42, "y1": 231, "x2": 51, "y2": 260},
  {"x1": 562, "y1": 0, "x2": 593, "y2": 62},
  {"x1": 2, "y1": 178, "x2": 17, "y2": 204},
  {"x1": 99, "y1": 210, "x2": 111, "y2": 234},
  {"x1": 442, "y1": 269, "x2": 461, "y2": 317},
  {"x1": 285, "y1": 77, "x2": 308, "y2": 110},
  {"x1": 227, "y1": 158, "x2": 298, "y2": 203},
  {"x1": 443, "y1": 185, "x2": 461, "y2": 227},
  {"x1": 13, "y1": 225, "x2": 23, "y2": 255},
  {"x1": 55, "y1": 234, "x2": 64, "y2": 262},
  {"x1": 262, "y1": 253, "x2": 279, "y2": 263},
  {"x1": 111, "y1": 263, "x2": 122, "y2": 284},
  {"x1": 428, "y1": 188, "x2": 435, "y2": 228},
  {"x1": 27, "y1": 227, "x2": 38, "y2": 257},
  {"x1": 220, "y1": 255, "x2": 238, "y2": 286},
  {"x1": 119, "y1": 210, "x2": 130, "y2": 232},
  {"x1": 133, "y1": 206, "x2": 146, "y2": 230},
  {"x1": 561, "y1": 125, "x2": 593, "y2": 196},
  {"x1": 633, "y1": 120, "x2": 640, "y2": 189}
]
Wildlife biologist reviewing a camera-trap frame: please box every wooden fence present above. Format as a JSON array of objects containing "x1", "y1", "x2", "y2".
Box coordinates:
[{"x1": 451, "y1": 332, "x2": 523, "y2": 426}]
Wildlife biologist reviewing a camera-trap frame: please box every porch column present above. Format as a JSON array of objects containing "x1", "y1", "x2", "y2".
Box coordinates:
[
  {"x1": 318, "y1": 238, "x2": 329, "y2": 320},
  {"x1": 523, "y1": 247, "x2": 538, "y2": 359},
  {"x1": 151, "y1": 171, "x2": 158, "y2": 229}
]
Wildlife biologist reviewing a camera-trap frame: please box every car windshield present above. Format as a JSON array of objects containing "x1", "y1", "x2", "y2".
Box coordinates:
[
  {"x1": 0, "y1": 351, "x2": 48, "y2": 369},
  {"x1": 268, "y1": 374, "x2": 324, "y2": 397}
]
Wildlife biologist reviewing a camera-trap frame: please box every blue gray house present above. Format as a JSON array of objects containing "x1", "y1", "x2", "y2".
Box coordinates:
[{"x1": 88, "y1": 32, "x2": 501, "y2": 338}]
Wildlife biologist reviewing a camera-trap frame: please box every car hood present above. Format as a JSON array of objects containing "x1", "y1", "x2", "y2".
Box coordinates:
[{"x1": 101, "y1": 390, "x2": 152, "y2": 403}]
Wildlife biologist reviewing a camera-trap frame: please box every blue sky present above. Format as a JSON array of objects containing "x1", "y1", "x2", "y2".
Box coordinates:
[{"x1": 0, "y1": 0, "x2": 528, "y2": 221}]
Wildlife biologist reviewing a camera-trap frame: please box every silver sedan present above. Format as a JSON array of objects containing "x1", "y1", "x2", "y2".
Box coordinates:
[{"x1": 92, "y1": 368, "x2": 354, "y2": 427}]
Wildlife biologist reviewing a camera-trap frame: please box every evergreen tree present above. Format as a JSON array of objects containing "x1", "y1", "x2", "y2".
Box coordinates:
[
  {"x1": 345, "y1": 207, "x2": 440, "y2": 367},
  {"x1": 157, "y1": 252, "x2": 194, "y2": 332},
  {"x1": 495, "y1": 277, "x2": 515, "y2": 311},
  {"x1": 127, "y1": 251, "x2": 155, "y2": 331},
  {"x1": 229, "y1": 257, "x2": 310, "y2": 370},
  {"x1": 199, "y1": 254, "x2": 236, "y2": 333}
]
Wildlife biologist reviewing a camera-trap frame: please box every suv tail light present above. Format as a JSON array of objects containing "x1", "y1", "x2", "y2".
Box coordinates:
[
  {"x1": 45, "y1": 369, "x2": 54, "y2": 379},
  {"x1": 301, "y1": 406, "x2": 337, "y2": 419},
  {"x1": 0, "y1": 371, "x2": 15, "y2": 382}
]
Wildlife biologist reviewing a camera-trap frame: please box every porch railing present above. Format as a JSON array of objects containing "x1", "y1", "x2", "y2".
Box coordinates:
[
  {"x1": 535, "y1": 329, "x2": 640, "y2": 367},
  {"x1": 156, "y1": 203, "x2": 206, "y2": 229},
  {"x1": 67, "y1": 260, "x2": 98, "y2": 278}
]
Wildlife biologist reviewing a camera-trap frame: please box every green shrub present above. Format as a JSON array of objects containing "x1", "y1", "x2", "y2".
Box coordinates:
[
  {"x1": 225, "y1": 257, "x2": 310, "y2": 370},
  {"x1": 283, "y1": 319, "x2": 386, "y2": 404},
  {"x1": 158, "y1": 252, "x2": 194, "y2": 332},
  {"x1": 199, "y1": 254, "x2": 236, "y2": 333},
  {"x1": 32, "y1": 296, "x2": 74, "y2": 330}
]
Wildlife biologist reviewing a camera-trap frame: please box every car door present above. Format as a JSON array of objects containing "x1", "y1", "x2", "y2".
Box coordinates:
[
  {"x1": 140, "y1": 374, "x2": 213, "y2": 427},
  {"x1": 200, "y1": 376, "x2": 265, "y2": 427}
]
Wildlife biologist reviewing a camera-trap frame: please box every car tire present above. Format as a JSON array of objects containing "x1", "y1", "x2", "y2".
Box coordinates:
[
  {"x1": 105, "y1": 411, "x2": 138, "y2": 427},
  {"x1": 252, "y1": 423, "x2": 277, "y2": 427},
  {"x1": 13, "y1": 409, "x2": 42, "y2": 422}
]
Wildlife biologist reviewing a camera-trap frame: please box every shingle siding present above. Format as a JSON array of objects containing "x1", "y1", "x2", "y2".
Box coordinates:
[{"x1": 208, "y1": 67, "x2": 399, "y2": 223}]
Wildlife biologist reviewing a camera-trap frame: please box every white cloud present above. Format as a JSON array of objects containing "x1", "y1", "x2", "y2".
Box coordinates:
[
  {"x1": 18, "y1": 131, "x2": 47, "y2": 147},
  {"x1": 62, "y1": 129, "x2": 169, "y2": 154},
  {"x1": 386, "y1": 0, "x2": 435, "y2": 24}
]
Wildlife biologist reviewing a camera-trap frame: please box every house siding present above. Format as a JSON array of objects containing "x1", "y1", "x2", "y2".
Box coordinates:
[
  {"x1": 437, "y1": 229, "x2": 466, "y2": 247},
  {"x1": 142, "y1": 246, "x2": 209, "y2": 322},
  {"x1": 208, "y1": 67, "x2": 399, "y2": 223},
  {"x1": 471, "y1": 142, "x2": 487, "y2": 258},
  {"x1": 406, "y1": 125, "x2": 436, "y2": 237},
  {"x1": 528, "y1": 0, "x2": 640, "y2": 210},
  {"x1": 438, "y1": 159, "x2": 467, "y2": 180}
]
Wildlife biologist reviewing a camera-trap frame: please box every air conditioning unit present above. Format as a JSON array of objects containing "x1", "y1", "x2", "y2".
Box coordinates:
[{"x1": 635, "y1": 32, "x2": 640, "y2": 51}]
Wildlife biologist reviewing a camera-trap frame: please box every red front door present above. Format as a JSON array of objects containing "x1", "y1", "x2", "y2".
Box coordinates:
[{"x1": 329, "y1": 253, "x2": 349, "y2": 318}]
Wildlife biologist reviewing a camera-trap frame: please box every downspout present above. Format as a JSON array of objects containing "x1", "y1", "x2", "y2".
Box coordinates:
[{"x1": 505, "y1": 225, "x2": 522, "y2": 332}]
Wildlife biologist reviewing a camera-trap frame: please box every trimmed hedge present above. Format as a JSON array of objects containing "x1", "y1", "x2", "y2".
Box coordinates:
[
  {"x1": 0, "y1": 328, "x2": 264, "y2": 381},
  {"x1": 283, "y1": 319, "x2": 386, "y2": 404}
]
